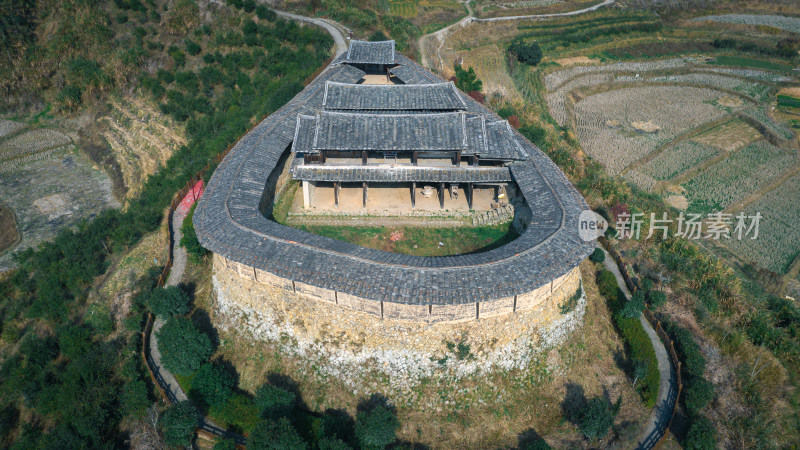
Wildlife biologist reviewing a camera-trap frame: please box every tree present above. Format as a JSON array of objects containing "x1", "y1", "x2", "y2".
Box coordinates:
[
  {"x1": 508, "y1": 40, "x2": 542, "y2": 65},
  {"x1": 685, "y1": 415, "x2": 716, "y2": 449},
  {"x1": 214, "y1": 438, "x2": 238, "y2": 450},
  {"x1": 190, "y1": 362, "x2": 235, "y2": 407},
  {"x1": 684, "y1": 378, "x2": 715, "y2": 416},
  {"x1": 181, "y1": 202, "x2": 209, "y2": 263},
  {"x1": 155, "y1": 316, "x2": 212, "y2": 376},
  {"x1": 148, "y1": 285, "x2": 191, "y2": 318},
  {"x1": 256, "y1": 5, "x2": 277, "y2": 21},
  {"x1": 248, "y1": 417, "x2": 307, "y2": 449},
  {"x1": 160, "y1": 401, "x2": 200, "y2": 447},
  {"x1": 578, "y1": 396, "x2": 620, "y2": 440},
  {"x1": 589, "y1": 248, "x2": 605, "y2": 263},
  {"x1": 120, "y1": 379, "x2": 151, "y2": 418},
  {"x1": 254, "y1": 384, "x2": 295, "y2": 418},
  {"x1": 453, "y1": 64, "x2": 482, "y2": 93},
  {"x1": 355, "y1": 404, "x2": 399, "y2": 449}
]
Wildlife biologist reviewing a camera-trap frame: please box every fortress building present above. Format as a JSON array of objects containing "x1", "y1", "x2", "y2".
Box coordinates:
[{"x1": 194, "y1": 41, "x2": 593, "y2": 377}]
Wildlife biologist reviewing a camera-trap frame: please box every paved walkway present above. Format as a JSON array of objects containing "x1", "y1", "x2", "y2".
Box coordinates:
[{"x1": 597, "y1": 246, "x2": 677, "y2": 449}]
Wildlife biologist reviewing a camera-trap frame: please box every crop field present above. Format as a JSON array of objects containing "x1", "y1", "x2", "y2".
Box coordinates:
[
  {"x1": 0, "y1": 120, "x2": 25, "y2": 138},
  {"x1": 691, "y1": 119, "x2": 762, "y2": 152},
  {"x1": 721, "y1": 172, "x2": 800, "y2": 273},
  {"x1": 388, "y1": 0, "x2": 418, "y2": 17},
  {"x1": 0, "y1": 141, "x2": 119, "y2": 271},
  {"x1": 573, "y1": 85, "x2": 730, "y2": 175},
  {"x1": 693, "y1": 14, "x2": 800, "y2": 34},
  {"x1": 639, "y1": 141, "x2": 721, "y2": 181},
  {"x1": 682, "y1": 140, "x2": 796, "y2": 214},
  {"x1": 0, "y1": 128, "x2": 72, "y2": 163}
]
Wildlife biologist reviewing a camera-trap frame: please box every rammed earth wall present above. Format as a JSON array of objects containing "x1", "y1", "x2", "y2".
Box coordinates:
[
  {"x1": 217, "y1": 253, "x2": 580, "y2": 323},
  {"x1": 213, "y1": 254, "x2": 586, "y2": 394},
  {"x1": 212, "y1": 253, "x2": 586, "y2": 389}
]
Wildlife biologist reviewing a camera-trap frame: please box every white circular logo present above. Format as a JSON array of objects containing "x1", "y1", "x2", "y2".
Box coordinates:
[{"x1": 578, "y1": 210, "x2": 608, "y2": 242}]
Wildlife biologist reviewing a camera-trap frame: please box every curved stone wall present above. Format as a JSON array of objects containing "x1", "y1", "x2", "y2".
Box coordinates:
[
  {"x1": 212, "y1": 253, "x2": 586, "y2": 389},
  {"x1": 216, "y1": 253, "x2": 580, "y2": 323}
]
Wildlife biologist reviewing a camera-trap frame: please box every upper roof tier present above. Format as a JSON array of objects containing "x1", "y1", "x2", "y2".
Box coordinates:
[
  {"x1": 193, "y1": 41, "x2": 594, "y2": 305},
  {"x1": 322, "y1": 81, "x2": 467, "y2": 111},
  {"x1": 291, "y1": 111, "x2": 529, "y2": 160},
  {"x1": 341, "y1": 40, "x2": 395, "y2": 65}
]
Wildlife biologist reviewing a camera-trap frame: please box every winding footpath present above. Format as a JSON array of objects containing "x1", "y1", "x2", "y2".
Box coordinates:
[
  {"x1": 418, "y1": 0, "x2": 616, "y2": 72},
  {"x1": 597, "y1": 246, "x2": 678, "y2": 449}
]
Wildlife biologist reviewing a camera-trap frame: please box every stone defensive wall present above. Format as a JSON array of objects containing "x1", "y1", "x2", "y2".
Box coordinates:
[
  {"x1": 194, "y1": 52, "x2": 594, "y2": 311},
  {"x1": 217, "y1": 252, "x2": 581, "y2": 323}
]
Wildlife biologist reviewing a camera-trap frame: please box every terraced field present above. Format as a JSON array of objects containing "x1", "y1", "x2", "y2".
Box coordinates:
[
  {"x1": 544, "y1": 55, "x2": 799, "y2": 273},
  {"x1": 721, "y1": 172, "x2": 800, "y2": 273}
]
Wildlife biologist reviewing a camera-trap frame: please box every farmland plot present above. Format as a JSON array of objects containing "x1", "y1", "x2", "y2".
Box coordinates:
[
  {"x1": 682, "y1": 140, "x2": 796, "y2": 214},
  {"x1": 0, "y1": 129, "x2": 72, "y2": 162},
  {"x1": 573, "y1": 85, "x2": 729, "y2": 175},
  {"x1": 693, "y1": 14, "x2": 800, "y2": 34},
  {"x1": 691, "y1": 119, "x2": 761, "y2": 152},
  {"x1": 0, "y1": 120, "x2": 25, "y2": 139},
  {"x1": 0, "y1": 148, "x2": 119, "y2": 271},
  {"x1": 640, "y1": 141, "x2": 720, "y2": 181},
  {"x1": 721, "y1": 173, "x2": 800, "y2": 273}
]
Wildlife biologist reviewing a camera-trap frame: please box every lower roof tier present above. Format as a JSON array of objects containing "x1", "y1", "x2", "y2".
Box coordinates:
[{"x1": 292, "y1": 164, "x2": 513, "y2": 183}]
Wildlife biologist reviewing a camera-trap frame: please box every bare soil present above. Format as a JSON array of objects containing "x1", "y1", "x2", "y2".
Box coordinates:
[{"x1": 0, "y1": 203, "x2": 19, "y2": 255}]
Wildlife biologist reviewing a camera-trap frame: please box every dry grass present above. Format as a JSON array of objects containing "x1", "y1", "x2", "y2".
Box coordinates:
[
  {"x1": 204, "y1": 259, "x2": 649, "y2": 448},
  {"x1": 442, "y1": 44, "x2": 524, "y2": 102},
  {"x1": 691, "y1": 119, "x2": 762, "y2": 152}
]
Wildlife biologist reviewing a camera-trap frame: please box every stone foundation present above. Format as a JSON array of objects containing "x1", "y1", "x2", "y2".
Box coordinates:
[{"x1": 212, "y1": 253, "x2": 585, "y2": 390}]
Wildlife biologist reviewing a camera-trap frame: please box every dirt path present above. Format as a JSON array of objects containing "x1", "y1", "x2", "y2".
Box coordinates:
[
  {"x1": 418, "y1": 0, "x2": 615, "y2": 71},
  {"x1": 597, "y1": 246, "x2": 677, "y2": 449}
]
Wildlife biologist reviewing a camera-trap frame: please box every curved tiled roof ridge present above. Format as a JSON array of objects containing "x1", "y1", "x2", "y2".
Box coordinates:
[{"x1": 194, "y1": 53, "x2": 594, "y2": 305}]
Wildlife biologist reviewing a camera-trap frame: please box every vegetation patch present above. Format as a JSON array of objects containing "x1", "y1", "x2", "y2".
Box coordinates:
[
  {"x1": 0, "y1": 203, "x2": 19, "y2": 255},
  {"x1": 294, "y1": 222, "x2": 519, "y2": 256}
]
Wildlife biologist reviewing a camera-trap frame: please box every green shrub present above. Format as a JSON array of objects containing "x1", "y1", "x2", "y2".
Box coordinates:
[
  {"x1": 155, "y1": 316, "x2": 212, "y2": 376},
  {"x1": 684, "y1": 415, "x2": 716, "y2": 449},
  {"x1": 620, "y1": 290, "x2": 645, "y2": 319},
  {"x1": 559, "y1": 284, "x2": 582, "y2": 314},
  {"x1": 596, "y1": 269, "x2": 620, "y2": 304},
  {"x1": 255, "y1": 5, "x2": 277, "y2": 21},
  {"x1": 589, "y1": 248, "x2": 605, "y2": 263},
  {"x1": 248, "y1": 417, "x2": 307, "y2": 449},
  {"x1": 181, "y1": 203, "x2": 209, "y2": 261},
  {"x1": 58, "y1": 85, "x2": 83, "y2": 111},
  {"x1": 160, "y1": 401, "x2": 201, "y2": 447},
  {"x1": 148, "y1": 286, "x2": 190, "y2": 318},
  {"x1": 255, "y1": 384, "x2": 295, "y2": 418},
  {"x1": 369, "y1": 30, "x2": 389, "y2": 41},
  {"x1": 185, "y1": 39, "x2": 201, "y2": 55},
  {"x1": 519, "y1": 123, "x2": 547, "y2": 149},
  {"x1": 614, "y1": 313, "x2": 660, "y2": 406},
  {"x1": 57, "y1": 325, "x2": 93, "y2": 359},
  {"x1": 454, "y1": 64, "x2": 482, "y2": 93},
  {"x1": 647, "y1": 290, "x2": 667, "y2": 308},
  {"x1": 189, "y1": 362, "x2": 234, "y2": 407},
  {"x1": 209, "y1": 394, "x2": 261, "y2": 432},
  {"x1": 119, "y1": 379, "x2": 150, "y2": 418},
  {"x1": 578, "y1": 396, "x2": 620, "y2": 439},
  {"x1": 356, "y1": 404, "x2": 398, "y2": 449},
  {"x1": 684, "y1": 377, "x2": 715, "y2": 416}
]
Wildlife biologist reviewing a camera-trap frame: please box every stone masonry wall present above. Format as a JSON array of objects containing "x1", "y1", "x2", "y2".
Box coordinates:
[{"x1": 212, "y1": 253, "x2": 585, "y2": 390}]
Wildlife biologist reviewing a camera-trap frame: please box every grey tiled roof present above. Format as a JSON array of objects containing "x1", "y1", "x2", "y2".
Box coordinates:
[
  {"x1": 342, "y1": 40, "x2": 395, "y2": 65},
  {"x1": 293, "y1": 165, "x2": 512, "y2": 183},
  {"x1": 389, "y1": 64, "x2": 434, "y2": 85},
  {"x1": 291, "y1": 111, "x2": 528, "y2": 160},
  {"x1": 193, "y1": 45, "x2": 594, "y2": 306},
  {"x1": 322, "y1": 81, "x2": 466, "y2": 111}
]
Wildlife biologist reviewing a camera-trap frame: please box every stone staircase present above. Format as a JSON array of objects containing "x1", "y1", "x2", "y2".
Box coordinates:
[{"x1": 472, "y1": 203, "x2": 514, "y2": 226}]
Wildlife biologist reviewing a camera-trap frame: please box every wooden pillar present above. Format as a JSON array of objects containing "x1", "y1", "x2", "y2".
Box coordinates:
[
  {"x1": 362, "y1": 150, "x2": 367, "y2": 165},
  {"x1": 439, "y1": 182, "x2": 445, "y2": 209},
  {"x1": 412, "y1": 151, "x2": 418, "y2": 166},
  {"x1": 304, "y1": 154, "x2": 309, "y2": 164},
  {"x1": 473, "y1": 155, "x2": 479, "y2": 167},
  {"x1": 467, "y1": 183, "x2": 473, "y2": 209},
  {"x1": 411, "y1": 182, "x2": 416, "y2": 209},
  {"x1": 321, "y1": 151, "x2": 326, "y2": 164},
  {"x1": 362, "y1": 181, "x2": 368, "y2": 208},
  {"x1": 455, "y1": 150, "x2": 461, "y2": 167},
  {"x1": 334, "y1": 182, "x2": 340, "y2": 208}
]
